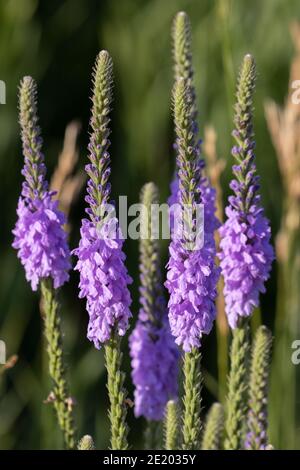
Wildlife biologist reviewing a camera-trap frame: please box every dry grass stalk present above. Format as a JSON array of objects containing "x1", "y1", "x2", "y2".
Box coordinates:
[
  {"x1": 264, "y1": 22, "x2": 300, "y2": 263},
  {"x1": 50, "y1": 121, "x2": 85, "y2": 223}
]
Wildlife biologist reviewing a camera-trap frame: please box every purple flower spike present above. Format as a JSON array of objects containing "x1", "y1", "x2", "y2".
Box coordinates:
[
  {"x1": 129, "y1": 183, "x2": 178, "y2": 421},
  {"x1": 218, "y1": 55, "x2": 274, "y2": 329},
  {"x1": 13, "y1": 193, "x2": 70, "y2": 291},
  {"x1": 166, "y1": 239, "x2": 219, "y2": 352},
  {"x1": 130, "y1": 320, "x2": 178, "y2": 421},
  {"x1": 73, "y1": 51, "x2": 132, "y2": 348},
  {"x1": 219, "y1": 204, "x2": 274, "y2": 328},
  {"x1": 165, "y1": 78, "x2": 220, "y2": 353},
  {"x1": 167, "y1": 12, "x2": 220, "y2": 354},
  {"x1": 74, "y1": 219, "x2": 132, "y2": 348},
  {"x1": 12, "y1": 77, "x2": 71, "y2": 291}
]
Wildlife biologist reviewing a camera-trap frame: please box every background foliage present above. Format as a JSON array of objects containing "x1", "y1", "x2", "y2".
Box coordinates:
[{"x1": 0, "y1": 0, "x2": 299, "y2": 449}]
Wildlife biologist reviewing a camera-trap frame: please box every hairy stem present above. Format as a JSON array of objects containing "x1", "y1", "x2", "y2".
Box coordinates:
[
  {"x1": 40, "y1": 279, "x2": 76, "y2": 449},
  {"x1": 224, "y1": 321, "x2": 250, "y2": 450},
  {"x1": 104, "y1": 332, "x2": 128, "y2": 450},
  {"x1": 182, "y1": 348, "x2": 202, "y2": 450},
  {"x1": 245, "y1": 325, "x2": 272, "y2": 449}
]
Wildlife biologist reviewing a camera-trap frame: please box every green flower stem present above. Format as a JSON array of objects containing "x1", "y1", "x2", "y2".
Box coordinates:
[
  {"x1": 246, "y1": 325, "x2": 272, "y2": 449},
  {"x1": 40, "y1": 278, "x2": 76, "y2": 449},
  {"x1": 104, "y1": 331, "x2": 128, "y2": 450},
  {"x1": 224, "y1": 320, "x2": 250, "y2": 450},
  {"x1": 201, "y1": 402, "x2": 224, "y2": 450},
  {"x1": 164, "y1": 400, "x2": 179, "y2": 450},
  {"x1": 182, "y1": 348, "x2": 202, "y2": 450}
]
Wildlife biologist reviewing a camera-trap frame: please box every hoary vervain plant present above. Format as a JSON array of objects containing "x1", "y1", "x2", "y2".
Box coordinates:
[
  {"x1": 10, "y1": 10, "x2": 278, "y2": 452},
  {"x1": 129, "y1": 182, "x2": 178, "y2": 445},
  {"x1": 166, "y1": 13, "x2": 220, "y2": 450},
  {"x1": 219, "y1": 54, "x2": 274, "y2": 449},
  {"x1": 12, "y1": 77, "x2": 76, "y2": 449},
  {"x1": 73, "y1": 50, "x2": 132, "y2": 450},
  {"x1": 165, "y1": 77, "x2": 220, "y2": 449}
]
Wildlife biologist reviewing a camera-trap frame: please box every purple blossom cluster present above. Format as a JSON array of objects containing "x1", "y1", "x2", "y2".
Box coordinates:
[
  {"x1": 73, "y1": 51, "x2": 132, "y2": 347},
  {"x1": 166, "y1": 174, "x2": 220, "y2": 352},
  {"x1": 165, "y1": 236, "x2": 219, "y2": 352},
  {"x1": 219, "y1": 196, "x2": 274, "y2": 328},
  {"x1": 13, "y1": 192, "x2": 71, "y2": 291},
  {"x1": 73, "y1": 217, "x2": 132, "y2": 348},
  {"x1": 129, "y1": 318, "x2": 178, "y2": 420}
]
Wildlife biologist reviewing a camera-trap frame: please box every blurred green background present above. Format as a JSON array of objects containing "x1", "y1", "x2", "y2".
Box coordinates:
[{"x1": 0, "y1": 0, "x2": 299, "y2": 449}]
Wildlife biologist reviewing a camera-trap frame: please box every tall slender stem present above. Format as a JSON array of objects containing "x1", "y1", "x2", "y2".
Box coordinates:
[
  {"x1": 104, "y1": 332, "x2": 128, "y2": 450},
  {"x1": 182, "y1": 348, "x2": 202, "y2": 450},
  {"x1": 40, "y1": 279, "x2": 76, "y2": 449},
  {"x1": 245, "y1": 325, "x2": 272, "y2": 449},
  {"x1": 224, "y1": 320, "x2": 250, "y2": 450}
]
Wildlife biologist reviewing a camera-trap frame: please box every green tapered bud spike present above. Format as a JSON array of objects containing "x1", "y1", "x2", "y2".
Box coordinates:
[
  {"x1": 172, "y1": 77, "x2": 199, "y2": 209},
  {"x1": 19, "y1": 76, "x2": 46, "y2": 199},
  {"x1": 139, "y1": 182, "x2": 164, "y2": 327},
  {"x1": 201, "y1": 403, "x2": 224, "y2": 450},
  {"x1": 233, "y1": 54, "x2": 256, "y2": 166},
  {"x1": 182, "y1": 349, "x2": 202, "y2": 450},
  {"x1": 86, "y1": 50, "x2": 114, "y2": 222},
  {"x1": 172, "y1": 78, "x2": 201, "y2": 252},
  {"x1": 172, "y1": 12, "x2": 193, "y2": 81},
  {"x1": 92, "y1": 50, "x2": 113, "y2": 123},
  {"x1": 164, "y1": 400, "x2": 179, "y2": 450},
  {"x1": 172, "y1": 11, "x2": 197, "y2": 120},
  {"x1": 235, "y1": 54, "x2": 256, "y2": 133},
  {"x1": 232, "y1": 54, "x2": 257, "y2": 215},
  {"x1": 245, "y1": 326, "x2": 272, "y2": 450},
  {"x1": 224, "y1": 321, "x2": 250, "y2": 450},
  {"x1": 78, "y1": 435, "x2": 95, "y2": 450}
]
